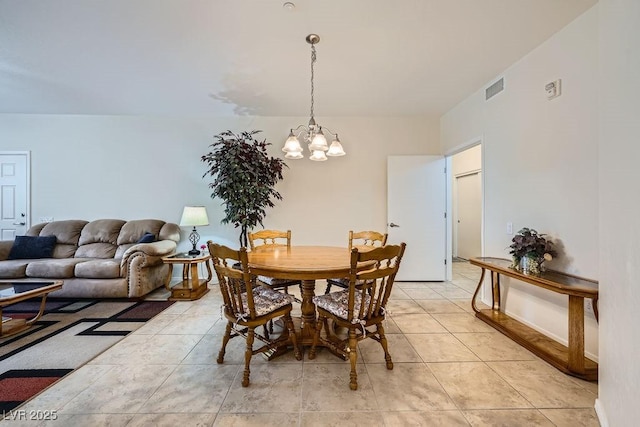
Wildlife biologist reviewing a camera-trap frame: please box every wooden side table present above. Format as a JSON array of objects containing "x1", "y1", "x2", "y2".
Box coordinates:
[{"x1": 162, "y1": 252, "x2": 212, "y2": 301}]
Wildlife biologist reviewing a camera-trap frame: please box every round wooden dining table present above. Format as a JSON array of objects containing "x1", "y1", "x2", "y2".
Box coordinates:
[{"x1": 247, "y1": 245, "x2": 363, "y2": 357}]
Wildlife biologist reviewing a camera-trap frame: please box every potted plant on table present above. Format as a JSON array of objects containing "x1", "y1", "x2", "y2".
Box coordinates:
[
  {"x1": 202, "y1": 130, "x2": 287, "y2": 248},
  {"x1": 508, "y1": 227, "x2": 557, "y2": 275}
]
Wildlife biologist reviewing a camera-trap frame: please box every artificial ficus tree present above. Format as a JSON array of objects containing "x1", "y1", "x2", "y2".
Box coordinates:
[{"x1": 201, "y1": 130, "x2": 287, "y2": 248}]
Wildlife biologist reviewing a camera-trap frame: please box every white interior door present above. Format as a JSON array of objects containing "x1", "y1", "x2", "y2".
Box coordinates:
[
  {"x1": 387, "y1": 155, "x2": 446, "y2": 281},
  {"x1": 455, "y1": 172, "x2": 482, "y2": 260},
  {"x1": 0, "y1": 152, "x2": 30, "y2": 240}
]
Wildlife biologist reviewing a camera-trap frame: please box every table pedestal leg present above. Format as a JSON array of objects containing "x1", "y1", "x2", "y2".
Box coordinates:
[
  {"x1": 299, "y1": 279, "x2": 317, "y2": 344},
  {"x1": 264, "y1": 278, "x2": 347, "y2": 361}
]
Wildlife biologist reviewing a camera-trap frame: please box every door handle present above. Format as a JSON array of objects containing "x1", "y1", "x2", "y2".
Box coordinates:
[
  {"x1": 13, "y1": 222, "x2": 26, "y2": 226},
  {"x1": 389, "y1": 223, "x2": 400, "y2": 228}
]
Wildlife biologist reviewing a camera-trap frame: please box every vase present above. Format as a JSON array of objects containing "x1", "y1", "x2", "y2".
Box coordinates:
[{"x1": 518, "y1": 256, "x2": 542, "y2": 275}]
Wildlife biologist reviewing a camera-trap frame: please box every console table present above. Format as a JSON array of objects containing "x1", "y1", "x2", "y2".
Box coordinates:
[{"x1": 470, "y1": 257, "x2": 598, "y2": 381}]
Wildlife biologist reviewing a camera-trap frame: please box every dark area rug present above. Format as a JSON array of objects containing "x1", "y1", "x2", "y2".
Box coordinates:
[{"x1": 0, "y1": 298, "x2": 174, "y2": 412}]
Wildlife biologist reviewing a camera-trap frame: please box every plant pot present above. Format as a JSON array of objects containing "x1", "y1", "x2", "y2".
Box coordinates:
[{"x1": 518, "y1": 256, "x2": 542, "y2": 275}]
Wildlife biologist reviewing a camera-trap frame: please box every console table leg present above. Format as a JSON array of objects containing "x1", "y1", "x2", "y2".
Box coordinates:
[
  {"x1": 471, "y1": 268, "x2": 486, "y2": 313},
  {"x1": 491, "y1": 271, "x2": 501, "y2": 310},
  {"x1": 568, "y1": 295, "x2": 586, "y2": 374}
]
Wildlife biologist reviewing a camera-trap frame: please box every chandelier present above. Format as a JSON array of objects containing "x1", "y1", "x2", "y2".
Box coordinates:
[{"x1": 282, "y1": 34, "x2": 346, "y2": 161}]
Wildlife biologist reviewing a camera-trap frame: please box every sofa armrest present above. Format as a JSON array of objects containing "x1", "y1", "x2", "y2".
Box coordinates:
[
  {"x1": 120, "y1": 240, "x2": 177, "y2": 269},
  {"x1": 0, "y1": 240, "x2": 13, "y2": 261}
]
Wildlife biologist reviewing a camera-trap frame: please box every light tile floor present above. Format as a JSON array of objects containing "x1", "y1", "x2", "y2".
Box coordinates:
[{"x1": 2, "y1": 261, "x2": 599, "y2": 426}]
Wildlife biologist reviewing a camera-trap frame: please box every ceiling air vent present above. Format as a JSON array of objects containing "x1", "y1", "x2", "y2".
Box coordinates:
[{"x1": 485, "y1": 78, "x2": 504, "y2": 100}]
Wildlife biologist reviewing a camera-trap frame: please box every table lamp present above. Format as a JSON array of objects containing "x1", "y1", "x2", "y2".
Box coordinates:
[{"x1": 179, "y1": 206, "x2": 209, "y2": 255}]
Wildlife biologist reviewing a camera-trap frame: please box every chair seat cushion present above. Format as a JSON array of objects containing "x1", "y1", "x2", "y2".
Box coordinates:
[
  {"x1": 257, "y1": 275, "x2": 299, "y2": 286},
  {"x1": 240, "y1": 286, "x2": 291, "y2": 318},
  {"x1": 313, "y1": 290, "x2": 373, "y2": 321},
  {"x1": 327, "y1": 278, "x2": 368, "y2": 287}
]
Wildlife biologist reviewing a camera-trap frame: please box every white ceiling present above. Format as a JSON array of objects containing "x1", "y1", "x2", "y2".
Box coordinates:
[{"x1": 0, "y1": 0, "x2": 597, "y2": 117}]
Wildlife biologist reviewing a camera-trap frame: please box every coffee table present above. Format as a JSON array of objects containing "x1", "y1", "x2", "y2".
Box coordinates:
[{"x1": 0, "y1": 281, "x2": 63, "y2": 337}]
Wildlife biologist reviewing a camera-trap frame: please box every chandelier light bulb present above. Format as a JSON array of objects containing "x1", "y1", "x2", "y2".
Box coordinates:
[
  {"x1": 285, "y1": 150, "x2": 304, "y2": 159},
  {"x1": 282, "y1": 131, "x2": 303, "y2": 153},
  {"x1": 309, "y1": 150, "x2": 328, "y2": 161},
  {"x1": 308, "y1": 130, "x2": 328, "y2": 151},
  {"x1": 326, "y1": 136, "x2": 346, "y2": 156}
]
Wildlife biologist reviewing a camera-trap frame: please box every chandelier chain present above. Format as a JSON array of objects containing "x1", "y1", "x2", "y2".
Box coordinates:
[{"x1": 310, "y1": 44, "x2": 316, "y2": 121}]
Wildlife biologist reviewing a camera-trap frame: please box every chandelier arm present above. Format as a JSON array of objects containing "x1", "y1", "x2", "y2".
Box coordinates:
[
  {"x1": 295, "y1": 128, "x2": 309, "y2": 139},
  {"x1": 319, "y1": 127, "x2": 338, "y2": 138}
]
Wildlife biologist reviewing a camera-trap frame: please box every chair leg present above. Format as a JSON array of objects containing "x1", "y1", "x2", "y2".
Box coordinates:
[
  {"x1": 324, "y1": 281, "x2": 332, "y2": 294},
  {"x1": 217, "y1": 321, "x2": 233, "y2": 364},
  {"x1": 283, "y1": 314, "x2": 302, "y2": 361},
  {"x1": 242, "y1": 327, "x2": 255, "y2": 387},
  {"x1": 308, "y1": 314, "x2": 325, "y2": 360},
  {"x1": 377, "y1": 322, "x2": 393, "y2": 370},
  {"x1": 348, "y1": 328, "x2": 358, "y2": 390}
]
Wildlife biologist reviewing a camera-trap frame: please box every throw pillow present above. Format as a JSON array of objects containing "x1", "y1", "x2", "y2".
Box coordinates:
[
  {"x1": 7, "y1": 235, "x2": 57, "y2": 260},
  {"x1": 137, "y1": 232, "x2": 156, "y2": 243}
]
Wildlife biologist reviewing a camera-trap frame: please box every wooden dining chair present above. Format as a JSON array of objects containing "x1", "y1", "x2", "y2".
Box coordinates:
[
  {"x1": 248, "y1": 229, "x2": 302, "y2": 299},
  {"x1": 208, "y1": 242, "x2": 301, "y2": 387},
  {"x1": 324, "y1": 230, "x2": 388, "y2": 294},
  {"x1": 309, "y1": 243, "x2": 406, "y2": 390}
]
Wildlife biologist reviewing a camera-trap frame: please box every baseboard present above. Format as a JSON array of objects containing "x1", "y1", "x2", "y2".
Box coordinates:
[{"x1": 594, "y1": 398, "x2": 609, "y2": 427}]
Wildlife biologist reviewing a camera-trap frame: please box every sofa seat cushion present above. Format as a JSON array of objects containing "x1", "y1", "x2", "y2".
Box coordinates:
[
  {"x1": 0, "y1": 259, "x2": 30, "y2": 279},
  {"x1": 25, "y1": 258, "x2": 89, "y2": 279},
  {"x1": 74, "y1": 259, "x2": 122, "y2": 279}
]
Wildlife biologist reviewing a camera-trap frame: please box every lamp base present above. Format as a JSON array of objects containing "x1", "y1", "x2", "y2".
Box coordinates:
[{"x1": 188, "y1": 249, "x2": 200, "y2": 256}]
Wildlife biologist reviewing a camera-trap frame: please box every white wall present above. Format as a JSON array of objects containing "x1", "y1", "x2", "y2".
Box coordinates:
[
  {"x1": 597, "y1": 0, "x2": 640, "y2": 425},
  {"x1": 441, "y1": 7, "x2": 599, "y2": 359},
  {"x1": 451, "y1": 144, "x2": 481, "y2": 177},
  {"x1": 0, "y1": 114, "x2": 439, "y2": 251}
]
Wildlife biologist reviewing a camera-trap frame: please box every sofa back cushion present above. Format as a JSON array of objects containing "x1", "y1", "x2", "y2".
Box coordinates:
[
  {"x1": 75, "y1": 219, "x2": 126, "y2": 259},
  {"x1": 37, "y1": 220, "x2": 88, "y2": 258},
  {"x1": 117, "y1": 219, "x2": 165, "y2": 245}
]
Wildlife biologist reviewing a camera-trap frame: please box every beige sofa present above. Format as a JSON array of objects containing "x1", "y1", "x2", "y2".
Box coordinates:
[{"x1": 0, "y1": 219, "x2": 180, "y2": 298}]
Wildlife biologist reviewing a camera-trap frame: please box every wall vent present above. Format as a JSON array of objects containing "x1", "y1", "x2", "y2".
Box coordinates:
[{"x1": 485, "y1": 78, "x2": 504, "y2": 100}]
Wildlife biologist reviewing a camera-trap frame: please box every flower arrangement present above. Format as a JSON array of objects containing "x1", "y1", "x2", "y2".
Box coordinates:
[{"x1": 509, "y1": 228, "x2": 557, "y2": 273}]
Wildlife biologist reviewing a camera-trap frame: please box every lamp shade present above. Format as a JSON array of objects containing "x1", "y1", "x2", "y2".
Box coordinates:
[
  {"x1": 179, "y1": 206, "x2": 209, "y2": 227},
  {"x1": 326, "y1": 137, "x2": 346, "y2": 156}
]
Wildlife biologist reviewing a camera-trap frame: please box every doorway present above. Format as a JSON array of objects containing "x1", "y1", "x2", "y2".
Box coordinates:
[
  {"x1": 0, "y1": 152, "x2": 30, "y2": 240},
  {"x1": 449, "y1": 144, "x2": 482, "y2": 265}
]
